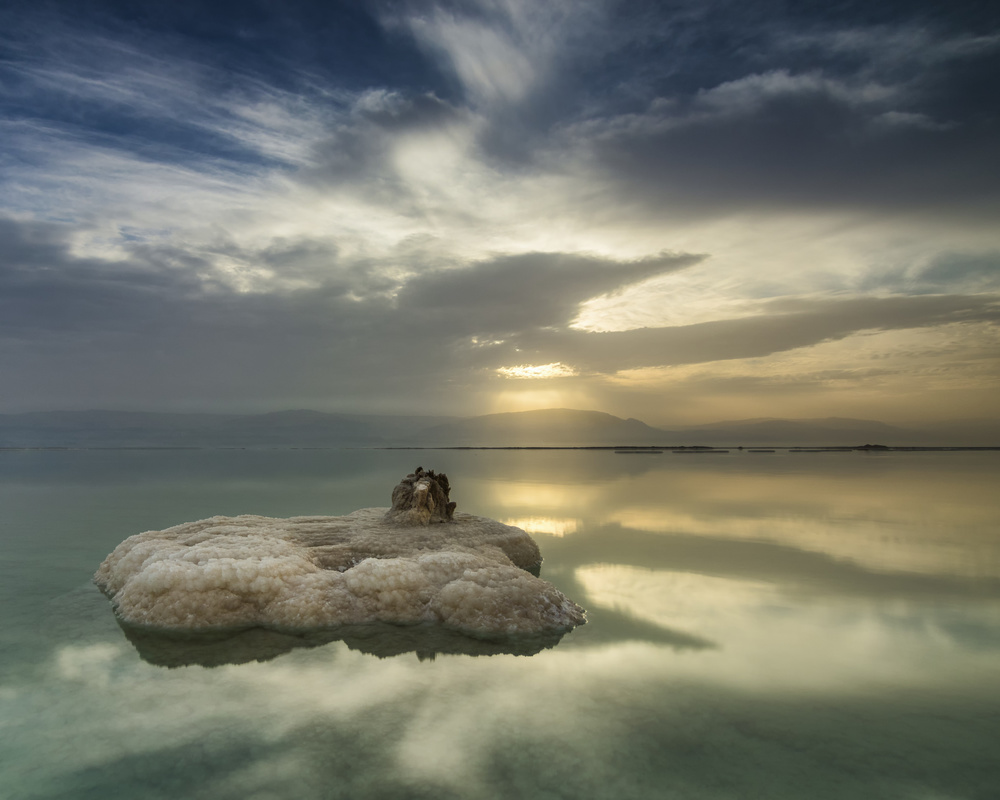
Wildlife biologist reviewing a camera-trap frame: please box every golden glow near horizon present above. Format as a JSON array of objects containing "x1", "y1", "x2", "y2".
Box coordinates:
[
  {"x1": 601, "y1": 322, "x2": 1000, "y2": 426},
  {"x1": 501, "y1": 516, "x2": 580, "y2": 537},
  {"x1": 488, "y1": 388, "x2": 596, "y2": 415}
]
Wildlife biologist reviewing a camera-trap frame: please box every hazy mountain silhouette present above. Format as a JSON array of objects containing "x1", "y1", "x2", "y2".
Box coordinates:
[
  {"x1": 0, "y1": 409, "x2": 455, "y2": 448},
  {"x1": 412, "y1": 408, "x2": 665, "y2": 446},
  {"x1": 664, "y1": 417, "x2": 916, "y2": 446},
  {"x1": 1, "y1": 408, "x2": 996, "y2": 448}
]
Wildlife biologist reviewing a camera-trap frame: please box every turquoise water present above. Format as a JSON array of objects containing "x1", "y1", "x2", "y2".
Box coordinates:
[{"x1": 1, "y1": 449, "x2": 999, "y2": 799}]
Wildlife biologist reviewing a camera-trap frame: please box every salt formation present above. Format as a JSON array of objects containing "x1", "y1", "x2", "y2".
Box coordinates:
[{"x1": 94, "y1": 468, "x2": 586, "y2": 641}]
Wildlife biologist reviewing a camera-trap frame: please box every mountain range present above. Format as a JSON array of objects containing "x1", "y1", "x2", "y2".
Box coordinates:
[{"x1": 2, "y1": 408, "x2": 998, "y2": 448}]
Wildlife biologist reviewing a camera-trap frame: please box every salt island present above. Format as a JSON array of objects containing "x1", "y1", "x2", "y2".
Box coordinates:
[{"x1": 94, "y1": 468, "x2": 586, "y2": 648}]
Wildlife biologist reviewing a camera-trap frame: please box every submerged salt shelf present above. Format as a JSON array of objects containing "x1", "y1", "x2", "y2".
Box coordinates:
[{"x1": 94, "y1": 468, "x2": 586, "y2": 652}]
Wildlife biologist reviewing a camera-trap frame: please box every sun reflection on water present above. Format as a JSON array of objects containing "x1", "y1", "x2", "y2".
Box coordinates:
[{"x1": 501, "y1": 516, "x2": 580, "y2": 536}]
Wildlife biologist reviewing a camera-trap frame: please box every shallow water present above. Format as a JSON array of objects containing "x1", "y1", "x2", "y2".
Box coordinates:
[{"x1": 1, "y1": 448, "x2": 999, "y2": 799}]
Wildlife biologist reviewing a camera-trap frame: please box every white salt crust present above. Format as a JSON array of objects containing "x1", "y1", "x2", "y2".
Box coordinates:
[{"x1": 94, "y1": 509, "x2": 586, "y2": 637}]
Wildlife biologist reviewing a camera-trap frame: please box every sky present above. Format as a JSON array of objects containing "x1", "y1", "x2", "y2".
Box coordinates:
[{"x1": 1, "y1": 0, "x2": 998, "y2": 426}]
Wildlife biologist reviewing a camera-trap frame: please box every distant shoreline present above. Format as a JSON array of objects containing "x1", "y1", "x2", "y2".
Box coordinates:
[
  {"x1": 380, "y1": 445, "x2": 1000, "y2": 452},
  {"x1": 4, "y1": 409, "x2": 998, "y2": 449},
  {"x1": 3, "y1": 445, "x2": 998, "y2": 452}
]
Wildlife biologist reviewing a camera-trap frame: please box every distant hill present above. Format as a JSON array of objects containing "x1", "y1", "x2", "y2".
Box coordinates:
[
  {"x1": 0, "y1": 410, "x2": 236, "y2": 448},
  {"x1": 1, "y1": 408, "x2": 996, "y2": 448},
  {"x1": 413, "y1": 408, "x2": 665, "y2": 446},
  {"x1": 907, "y1": 418, "x2": 1000, "y2": 447},
  {"x1": 0, "y1": 410, "x2": 457, "y2": 448},
  {"x1": 664, "y1": 417, "x2": 918, "y2": 447}
]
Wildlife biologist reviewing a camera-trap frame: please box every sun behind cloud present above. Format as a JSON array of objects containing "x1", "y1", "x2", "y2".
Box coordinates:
[{"x1": 496, "y1": 362, "x2": 577, "y2": 379}]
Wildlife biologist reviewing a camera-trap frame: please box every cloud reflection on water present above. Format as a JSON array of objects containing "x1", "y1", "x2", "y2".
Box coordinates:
[
  {"x1": 577, "y1": 566, "x2": 1000, "y2": 691},
  {"x1": 4, "y1": 450, "x2": 1000, "y2": 799},
  {"x1": 469, "y1": 451, "x2": 1000, "y2": 580},
  {"x1": 18, "y1": 621, "x2": 999, "y2": 800}
]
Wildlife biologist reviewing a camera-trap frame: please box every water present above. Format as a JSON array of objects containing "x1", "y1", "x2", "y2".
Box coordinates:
[{"x1": 1, "y1": 448, "x2": 998, "y2": 799}]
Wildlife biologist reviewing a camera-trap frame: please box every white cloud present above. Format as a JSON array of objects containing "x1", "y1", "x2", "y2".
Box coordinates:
[
  {"x1": 409, "y1": 11, "x2": 538, "y2": 106},
  {"x1": 394, "y1": 0, "x2": 585, "y2": 109}
]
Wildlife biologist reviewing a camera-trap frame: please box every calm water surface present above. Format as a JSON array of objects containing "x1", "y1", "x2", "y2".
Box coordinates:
[{"x1": 1, "y1": 449, "x2": 998, "y2": 799}]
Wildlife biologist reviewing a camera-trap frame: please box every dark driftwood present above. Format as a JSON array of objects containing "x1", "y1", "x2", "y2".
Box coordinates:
[{"x1": 383, "y1": 466, "x2": 457, "y2": 525}]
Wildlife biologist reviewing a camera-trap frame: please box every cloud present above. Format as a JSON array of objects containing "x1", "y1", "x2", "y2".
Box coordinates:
[
  {"x1": 389, "y1": 0, "x2": 591, "y2": 110},
  {"x1": 0, "y1": 0, "x2": 998, "y2": 417},
  {"x1": 471, "y1": 294, "x2": 1000, "y2": 373},
  {"x1": 395, "y1": 250, "x2": 705, "y2": 335},
  {"x1": 1, "y1": 204, "x2": 997, "y2": 416},
  {"x1": 0, "y1": 218, "x2": 209, "y2": 339},
  {"x1": 918, "y1": 252, "x2": 1000, "y2": 291},
  {"x1": 577, "y1": 69, "x2": 1000, "y2": 222},
  {"x1": 406, "y1": 8, "x2": 539, "y2": 107},
  {"x1": 694, "y1": 70, "x2": 895, "y2": 116},
  {"x1": 0, "y1": 214, "x2": 706, "y2": 409},
  {"x1": 510, "y1": 11, "x2": 1000, "y2": 225}
]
